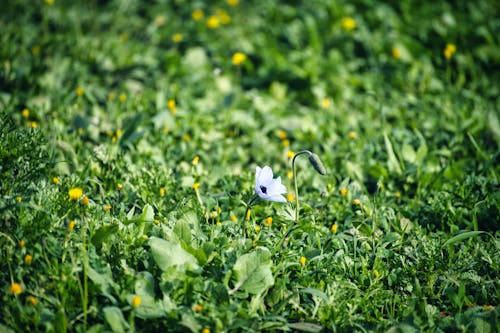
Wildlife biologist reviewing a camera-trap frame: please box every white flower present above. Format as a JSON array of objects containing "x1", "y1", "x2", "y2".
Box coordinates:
[{"x1": 254, "y1": 166, "x2": 287, "y2": 203}]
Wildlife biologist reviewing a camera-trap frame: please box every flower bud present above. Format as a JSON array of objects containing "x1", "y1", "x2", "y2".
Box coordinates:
[{"x1": 308, "y1": 153, "x2": 326, "y2": 175}]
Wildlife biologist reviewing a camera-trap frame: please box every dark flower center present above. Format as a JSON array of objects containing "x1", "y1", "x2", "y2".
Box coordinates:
[{"x1": 260, "y1": 185, "x2": 267, "y2": 194}]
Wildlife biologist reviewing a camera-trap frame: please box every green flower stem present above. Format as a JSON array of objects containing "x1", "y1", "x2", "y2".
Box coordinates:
[{"x1": 292, "y1": 150, "x2": 313, "y2": 223}]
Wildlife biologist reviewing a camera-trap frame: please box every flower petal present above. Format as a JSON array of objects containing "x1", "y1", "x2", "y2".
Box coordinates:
[
  {"x1": 267, "y1": 178, "x2": 287, "y2": 195},
  {"x1": 267, "y1": 194, "x2": 287, "y2": 203},
  {"x1": 258, "y1": 166, "x2": 273, "y2": 184}
]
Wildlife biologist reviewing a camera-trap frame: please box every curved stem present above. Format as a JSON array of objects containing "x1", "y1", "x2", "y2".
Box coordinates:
[{"x1": 292, "y1": 150, "x2": 312, "y2": 224}]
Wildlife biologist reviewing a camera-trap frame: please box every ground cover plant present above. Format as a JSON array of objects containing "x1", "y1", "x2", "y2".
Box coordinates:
[{"x1": 1, "y1": 0, "x2": 499, "y2": 332}]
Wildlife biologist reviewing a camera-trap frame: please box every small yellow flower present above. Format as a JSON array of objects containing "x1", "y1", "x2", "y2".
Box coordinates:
[
  {"x1": 286, "y1": 171, "x2": 293, "y2": 179},
  {"x1": 81, "y1": 196, "x2": 90, "y2": 206},
  {"x1": 210, "y1": 211, "x2": 218, "y2": 219},
  {"x1": 287, "y1": 150, "x2": 295, "y2": 159},
  {"x1": 172, "y1": 33, "x2": 183, "y2": 43},
  {"x1": 154, "y1": 219, "x2": 160, "y2": 225},
  {"x1": 282, "y1": 139, "x2": 290, "y2": 147},
  {"x1": 254, "y1": 225, "x2": 261, "y2": 232},
  {"x1": 21, "y1": 108, "x2": 30, "y2": 118},
  {"x1": 216, "y1": 9, "x2": 231, "y2": 24},
  {"x1": 353, "y1": 198, "x2": 360, "y2": 205},
  {"x1": 142, "y1": 234, "x2": 148, "y2": 240},
  {"x1": 331, "y1": 223, "x2": 338, "y2": 233},
  {"x1": 154, "y1": 15, "x2": 166, "y2": 26},
  {"x1": 68, "y1": 220, "x2": 76, "y2": 231},
  {"x1": 77, "y1": 127, "x2": 83, "y2": 135},
  {"x1": 444, "y1": 43, "x2": 456, "y2": 59},
  {"x1": 339, "y1": 188, "x2": 348, "y2": 196},
  {"x1": 44, "y1": 0, "x2": 54, "y2": 4},
  {"x1": 341, "y1": 17, "x2": 357, "y2": 31},
  {"x1": 192, "y1": 9, "x2": 204, "y2": 21},
  {"x1": 116, "y1": 129, "x2": 122, "y2": 138},
  {"x1": 192, "y1": 182, "x2": 200, "y2": 190},
  {"x1": 193, "y1": 304, "x2": 203, "y2": 312},
  {"x1": 24, "y1": 254, "x2": 33, "y2": 265},
  {"x1": 246, "y1": 209, "x2": 251, "y2": 220},
  {"x1": 131, "y1": 295, "x2": 141, "y2": 308},
  {"x1": 216, "y1": 221, "x2": 222, "y2": 227},
  {"x1": 119, "y1": 93, "x2": 127, "y2": 102},
  {"x1": 32, "y1": 45, "x2": 41, "y2": 55},
  {"x1": 183, "y1": 134, "x2": 191, "y2": 142},
  {"x1": 321, "y1": 98, "x2": 331, "y2": 109},
  {"x1": 227, "y1": 0, "x2": 239, "y2": 6},
  {"x1": 117, "y1": 183, "x2": 123, "y2": 191},
  {"x1": 395, "y1": 191, "x2": 401, "y2": 198},
  {"x1": 392, "y1": 47, "x2": 401, "y2": 59},
  {"x1": 27, "y1": 296, "x2": 37, "y2": 305},
  {"x1": 108, "y1": 92, "x2": 116, "y2": 101},
  {"x1": 19, "y1": 240, "x2": 25, "y2": 248},
  {"x1": 206, "y1": 15, "x2": 220, "y2": 29},
  {"x1": 52, "y1": 177, "x2": 60, "y2": 184},
  {"x1": 277, "y1": 130, "x2": 287, "y2": 140},
  {"x1": 29, "y1": 121, "x2": 38, "y2": 129},
  {"x1": 264, "y1": 217, "x2": 273, "y2": 226},
  {"x1": 202, "y1": 328, "x2": 211, "y2": 333},
  {"x1": 10, "y1": 283, "x2": 23, "y2": 295},
  {"x1": 287, "y1": 193, "x2": 295, "y2": 202},
  {"x1": 483, "y1": 305, "x2": 494, "y2": 311},
  {"x1": 168, "y1": 99, "x2": 176, "y2": 114},
  {"x1": 76, "y1": 87, "x2": 84, "y2": 97},
  {"x1": 16, "y1": 196, "x2": 22, "y2": 203},
  {"x1": 230, "y1": 215, "x2": 237, "y2": 222},
  {"x1": 373, "y1": 270, "x2": 380, "y2": 278},
  {"x1": 68, "y1": 188, "x2": 83, "y2": 201},
  {"x1": 300, "y1": 256, "x2": 307, "y2": 266},
  {"x1": 232, "y1": 52, "x2": 247, "y2": 66},
  {"x1": 104, "y1": 205, "x2": 112, "y2": 212},
  {"x1": 348, "y1": 131, "x2": 357, "y2": 139},
  {"x1": 159, "y1": 188, "x2": 166, "y2": 196},
  {"x1": 192, "y1": 156, "x2": 200, "y2": 165}
]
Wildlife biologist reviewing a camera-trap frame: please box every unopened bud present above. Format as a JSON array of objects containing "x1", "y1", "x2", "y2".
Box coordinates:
[{"x1": 308, "y1": 153, "x2": 327, "y2": 175}]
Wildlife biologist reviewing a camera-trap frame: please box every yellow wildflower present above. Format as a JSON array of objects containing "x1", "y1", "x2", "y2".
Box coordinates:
[
  {"x1": 192, "y1": 9, "x2": 204, "y2": 21},
  {"x1": 444, "y1": 43, "x2": 456, "y2": 59},
  {"x1": 193, "y1": 304, "x2": 203, "y2": 312},
  {"x1": 227, "y1": 0, "x2": 239, "y2": 6},
  {"x1": 300, "y1": 256, "x2": 307, "y2": 266},
  {"x1": 21, "y1": 108, "x2": 30, "y2": 118},
  {"x1": 10, "y1": 283, "x2": 22, "y2": 295},
  {"x1": 77, "y1": 127, "x2": 83, "y2": 135},
  {"x1": 353, "y1": 198, "x2": 360, "y2": 205},
  {"x1": 131, "y1": 295, "x2": 141, "y2": 308},
  {"x1": 19, "y1": 240, "x2": 25, "y2": 248},
  {"x1": 286, "y1": 171, "x2": 293, "y2": 179},
  {"x1": 168, "y1": 99, "x2": 176, "y2": 114},
  {"x1": 254, "y1": 225, "x2": 261, "y2": 232},
  {"x1": 287, "y1": 150, "x2": 295, "y2": 159},
  {"x1": 192, "y1": 183, "x2": 200, "y2": 190},
  {"x1": 172, "y1": 33, "x2": 183, "y2": 43},
  {"x1": 232, "y1": 52, "x2": 246, "y2": 66},
  {"x1": 24, "y1": 254, "x2": 33, "y2": 265},
  {"x1": 104, "y1": 205, "x2": 112, "y2": 212},
  {"x1": 68, "y1": 188, "x2": 83, "y2": 201},
  {"x1": 81, "y1": 196, "x2": 89, "y2": 206},
  {"x1": 339, "y1": 188, "x2": 348, "y2": 196},
  {"x1": 321, "y1": 98, "x2": 331, "y2": 109},
  {"x1": 341, "y1": 17, "x2": 357, "y2": 31},
  {"x1": 44, "y1": 0, "x2": 54, "y2": 4},
  {"x1": 27, "y1": 296, "x2": 37, "y2": 305},
  {"x1": 230, "y1": 215, "x2": 237, "y2": 222},
  {"x1": 348, "y1": 131, "x2": 357, "y2": 139},
  {"x1": 277, "y1": 130, "x2": 287, "y2": 140},
  {"x1": 331, "y1": 223, "x2": 338, "y2": 233},
  {"x1": 159, "y1": 188, "x2": 166, "y2": 196},
  {"x1": 206, "y1": 15, "x2": 220, "y2": 29},
  {"x1": 29, "y1": 121, "x2": 38, "y2": 129},
  {"x1": 68, "y1": 220, "x2": 76, "y2": 231},
  {"x1": 202, "y1": 328, "x2": 211, "y2": 333},
  {"x1": 395, "y1": 191, "x2": 401, "y2": 198},
  {"x1": 216, "y1": 9, "x2": 231, "y2": 24},
  {"x1": 52, "y1": 177, "x2": 60, "y2": 184},
  {"x1": 76, "y1": 87, "x2": 84, "y2": 97},
  {"x1": 246, "y1": 209, "x2": 251, "y2": 220},
  {"x1": 216, "y1": 221, "x2": 222, "y2": 227},
  {"x1": 117, "y1": 183, "x2": 123, "y2": 191},
  {"x1": 119, "y1": 93, "x2": 127, "y2": 102},
  {"x1": 392, "y1": 47, "x2": 401, "y2": 59},
  {"x1": 116, "y1": 129, "x2": 122, "y2": 138},
  {"x1": 282, "y1": 139, "x2": 290, "y2": 147},
  {"x1": 483, "y1": 305, "x2": 494, "y2": 311},
  {"x1": 154, "y1": 15, "x2": 166, "y2": 26},
  {"x1": 192, "y1": 156, "x2": 200, "y2": 165},
  {"x1": 373, "y1": 270, "x2": 380, "y2": 278},
  {"x1": 264, "y1": 217, "x2": 273, "y2": 226},
  {"x1": 16, "y1": 196, "x2": 22, "y2": 203},
  {"x1": 287, "y1": 193, "x2": 295, "y2": 202},
  {"x1": 183, "y1": 134, "x2": 191, "y2": 142}
]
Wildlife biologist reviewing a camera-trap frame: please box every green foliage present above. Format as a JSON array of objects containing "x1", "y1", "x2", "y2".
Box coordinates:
[{"x1": 0, "y1": 0, "x2": 499, "y2": 332}]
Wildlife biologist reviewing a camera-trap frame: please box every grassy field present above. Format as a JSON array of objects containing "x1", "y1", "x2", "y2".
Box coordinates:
[{"x1": 1, "y1": 0, "x2": 499, "y2": 332}]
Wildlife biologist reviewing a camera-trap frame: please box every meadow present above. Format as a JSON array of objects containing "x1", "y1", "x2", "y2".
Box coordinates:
[{"x1": 1, "y1": 0, "x2": 499, "y2": 332}]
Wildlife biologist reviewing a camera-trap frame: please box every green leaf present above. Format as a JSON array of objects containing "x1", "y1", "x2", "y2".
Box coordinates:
[
  {"x1": 299, "y1": 288, "x2": 329, "y2": 302},
  {"x1": 442, "y1": 231, "x2": 485, "y2": 247},
  {"x1": 231, "y1": 248, "x2": 274, "y2": 295},
  {"x1": 174, "y1": 217, "x2": 192, "y2": 246},
  {"x1": 103, "y1": 306, "x2": 129, "y2": 333},
  {"x1": 91, "y1": 224, "x2": 119, "y2": 248},
  {"x1": 124, "y1": 204, "x2": 154, "y2": 225},
  {"x1": 149, "y1": 237, "x2": 199, "y2": 272},
  {"x1": 288, "y1": 322, "x2": 323, "y2": 332},
  {"x1": 384, "y1": 133, "x2": 402, "y2": 174}
]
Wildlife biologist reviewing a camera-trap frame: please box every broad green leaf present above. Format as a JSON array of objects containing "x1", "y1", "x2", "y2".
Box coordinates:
[
  {"x1": 288, "y1": 322, "x2": 323, "y2": 332},
  {"x1": 124, "y1": 204, "x2": 154, "y2": 225},
  {"x1": 149, "y1": 237, "x2": 199, "y2": 272},
  {"x1": 402, "y1": 143, "x2": 416, "y2": 163},
  {"x1": 174, "y1": 217, "x2": 192, "y2": 246},
  {"x1": 384, "y1": 133, "x2": 402, "y2": 174},
  {"x1": 231, "y1": 248, "x2": 274, "y2": 295},
  {"x1": 91, "y1": 224, "x2": 119, "y2": 247},
  {"x1": 299, "y1": 288, "x2": 329, "y2": 302},
  {"x1": 135, "y1": 271, "x2": 155, "y2": 297},
  {"x1": 103, "y1": 306, "x2": 128, "y2": 333},
  {"x1": 442, "y1": 231, "x2": 485, "y2": 247}
]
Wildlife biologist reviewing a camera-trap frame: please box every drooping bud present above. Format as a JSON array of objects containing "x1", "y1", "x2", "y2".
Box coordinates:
[{"x1": 308, "y1": 153, "x2": 327, "y2": 175}]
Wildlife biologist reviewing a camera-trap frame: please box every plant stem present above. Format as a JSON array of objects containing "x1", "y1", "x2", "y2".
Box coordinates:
[
  {"x1": 292, "y1": 150, "x2": 312, "y2": 224},
  {"x1": 82, "y1": 215, "x2": 88, "y2": 332}
]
